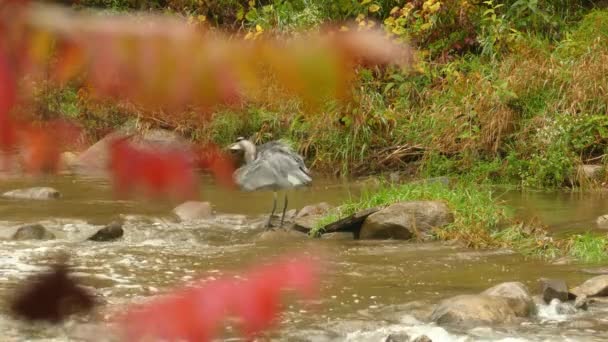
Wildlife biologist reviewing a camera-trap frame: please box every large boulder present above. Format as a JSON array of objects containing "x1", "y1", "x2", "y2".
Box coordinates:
[
  {"x1": 359, "y1": 201, "x2": 454, "y2": 240},
  {"x1": 12, "y1": 224, "x2": 55, "y2": 240},
  {"x1": 2, "y1": 187, "x2": 61, "y2": 200},
  {"x1": 482, "y1": 281, "x2": 535, "y2": 314},
  {"x1": 539, "y1": 278, "x2": 569, "y2": 304},
  {"x1": 431, "y1": 294, "x2": 530, "y2": 326},
  {"x1": 570, "y1": 275, "x2": 608, "y2": 298},
  {"x1": 172, "y1": 201, "x2": 213, "y2": 221},
  {"x1": 73, "y1": 129, "x2": 192, "y2": 177}
]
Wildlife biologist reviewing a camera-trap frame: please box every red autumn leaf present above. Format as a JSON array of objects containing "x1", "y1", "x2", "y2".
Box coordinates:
[
  {"x1": 0, "y1": 49, "x2": 17, "y2": 153},
  {"x1": 117, "y1": 253, "x2": 321, "y2": 342},
  {"x1": 196, "y1": 143, "x2": 237, "y2": 189},
  {"x1": 108, "y1": 136, "x2": 199, "y2": 201},
  {"x1": 19, "y1": 125, "x2": 61, "y2": 175}
]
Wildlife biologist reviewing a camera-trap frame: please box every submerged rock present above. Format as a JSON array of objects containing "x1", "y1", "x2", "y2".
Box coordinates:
[
  {"x1": 570, "y1": 275, "x2": 608, "y2": 298},
  {"x1": 2, "y1": 187, "x2": 61, "y2": 200},
  {"x1": 553, "y1": 299, "x2": 577, "y2": 315},
  {"x1": 539, "y1": 278, "x2": 569, "y2": 303},
  {"x1": 430, "y1": 294, "x2": 530, "y2": 326},
  {"x1": 12, "y1": 224, "x2": 55, "y2": 240},
  {"x1": 359, "y1": 201, "x2": 453, "y2": 240},
  {"x1": 87, "y1": 222, "x2": 124, "y2": 242},
  {"x1": 172, "y1": 201, "x2": 213, "y2": 221},
  {"x1": 321, "y1": 232, "x2": 355, "y2": 240}
]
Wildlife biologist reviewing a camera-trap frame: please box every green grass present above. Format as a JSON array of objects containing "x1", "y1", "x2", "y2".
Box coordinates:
[
  {"x1": 310, "y1": 180, "x2": 510, "y2": 245},
  {"x1": 566, "y1": 232, "x2": 608, "y2": 263}
]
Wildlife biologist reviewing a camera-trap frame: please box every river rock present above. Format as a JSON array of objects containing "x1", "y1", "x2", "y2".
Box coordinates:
[
  {"x1": 384, "y1": 333, "x2": 410, "y2": 342},
  {"x1": 597, "y1": 214, "x2": 608, "y2": 229},
  {"x1": 574, "y1": 294, "x2": 588, "y2": 310},
  {"x1": 430, "y1": 294, "x2": 530, "y2": 326},
  {"x1": 578, "y1": 164, "x2": 603, "y2": 179},
  {"x1": 172, "y1": 201, "x2": 213, "y2": 221},
  {"x1": 2, "y1": 187, "x2": 61, "y2": 200},
  {"x1": 412, "y1": 336, "x2": 432, "y2": 342},
  {"x1": 296, "y1": 202, "x2": 332, "y2": 219},
  {"x1": 570, "y1": 275, "x2": 608, "y2": 298},
  {"x1": 60, "y1": 151, "x2": 79, "y2": 171},
  {"x1": 482, "y1": 281, "x2": 535, "y2": 314},
  {"x1": 360, "y1": 201, "x2": 454, "y2": 240},
  {"x1": 12, "y1": 224, "x2": 55, "y2": 240},
  {"x1": 74, "y1": 129, "x2": 192, "y2": 177},
  {"x1": 256, "y1": 228, "x2": 308, "y2": 241},
  {"x1": 87, "y1": 222, "x2": 124, "y2": 242},
  {"x1": 539, "y1": 278, "x2": 569, "y2": 303}
]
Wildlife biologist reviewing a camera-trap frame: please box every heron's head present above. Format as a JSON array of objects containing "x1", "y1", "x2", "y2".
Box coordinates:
[
  {"x1": 229, "y1": 137, "x2": 256, "y2": 164},
  {"x1": 229, "y1": 137, "x2": 246, "y2": 151}
]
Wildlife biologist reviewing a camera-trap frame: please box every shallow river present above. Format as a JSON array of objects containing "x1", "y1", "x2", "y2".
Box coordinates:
[{"x1": 1, "y1": 176, "x2": 608, "y2": 341}]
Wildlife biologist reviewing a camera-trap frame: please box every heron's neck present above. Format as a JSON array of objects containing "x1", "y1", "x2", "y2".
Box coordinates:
[{"x1": 241, "y1": 140, "x2": 257, "y2": 164}]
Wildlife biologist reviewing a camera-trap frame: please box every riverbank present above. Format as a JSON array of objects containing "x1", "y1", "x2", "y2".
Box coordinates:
[{"x1": 29, "y1": 3, "x2": 608, "y2": 190}]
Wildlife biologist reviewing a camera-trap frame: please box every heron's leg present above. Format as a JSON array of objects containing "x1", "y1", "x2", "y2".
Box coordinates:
[
  {"x1": 280, "y1": 193, "x2": 288, "y2": 227},
  {"x1": 266, "y1": 191, "x2": 277, "y2": 229}
]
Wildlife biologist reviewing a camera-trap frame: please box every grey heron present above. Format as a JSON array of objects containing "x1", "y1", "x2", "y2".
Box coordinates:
[{"x1": 229, "y1": 137, "x2": 312, "y2": 228}]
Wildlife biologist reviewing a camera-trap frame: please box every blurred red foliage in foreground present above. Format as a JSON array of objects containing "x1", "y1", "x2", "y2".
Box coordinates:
[
  {"x1": 118, "y1": 253, "x2": 322, "y2": 341},
  {"x1": 108, "y1": 136, "x2": 200, "y2": 201}
]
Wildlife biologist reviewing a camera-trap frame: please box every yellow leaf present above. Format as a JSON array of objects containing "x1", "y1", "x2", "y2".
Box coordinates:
[
  {"x1": 244, "y1": 32, "x2": 253, "y2": 40},
  {"x1": 390, "y1": 6, "x2": 400, "y2": 15},
  {"x1": 248, "y1": 0, "x2": 255, "y2": 7},
  {"x1": 368, "y1": 4, "x2": 380, "y2": 13},
  {"x1": 197, "y1": 15, "x2": 206, "y2": 22},
  {"x1": 339, "y1": 26, "x2": 350, "y2": 32},
  {"x1": 361, "y1": 0, "x2": 372, "y2": 5},
  {"x1": 255, "y1": 24, "x2": 263, "y2": 32}
]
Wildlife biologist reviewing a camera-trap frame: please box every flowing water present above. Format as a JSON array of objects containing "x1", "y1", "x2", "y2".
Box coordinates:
[{"x1": 1, "y1": 176, "x2": 608, "y2": 341}]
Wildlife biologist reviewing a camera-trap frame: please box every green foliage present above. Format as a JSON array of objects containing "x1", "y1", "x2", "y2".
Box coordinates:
[{"x1": 566, "y1": 232, "x2": 608, "y2": 263}]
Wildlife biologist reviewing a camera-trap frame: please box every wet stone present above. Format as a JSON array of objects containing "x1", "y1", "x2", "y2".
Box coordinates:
[
  {"x1": 412, "y1": 336, "x2": 433, "y2": 342},
  {"x1": 87, "y1": 222, "x2": 124, "y2": 242},
  {"x1": 574, "y1": 294, "x2": 588, "y2": 310},
  {"x1": 12, "y1": 224, "x2": 55, "y2": 240},
  {"x1": 570, "y1": 275, "x2": 608, "y2": 298},
  {"x1": 539, "y1": 278, "x2": 569, "y2": 304},
  {"x1": 172, "y1": 201, "x2": 213, "y2": 221},
  {"x1": 2, "y1": 187, "x2": 61, "y2": 200},
  {"x1": 384, "y1": 333, "x2": 410, "y2": 342}
]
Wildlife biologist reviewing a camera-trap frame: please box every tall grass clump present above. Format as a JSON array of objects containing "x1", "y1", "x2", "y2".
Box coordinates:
[{"x1": 312, "y1": 181, "x2": 511, "y2": 247}]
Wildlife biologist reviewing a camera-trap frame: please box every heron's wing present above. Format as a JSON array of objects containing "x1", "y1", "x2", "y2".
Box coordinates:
[
  {"x1": 234, "y1": 159, "x2": 282, "y2": 191},
  {"x1": 259, "y1": 147, "x2": 312, "y2": 187}
]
